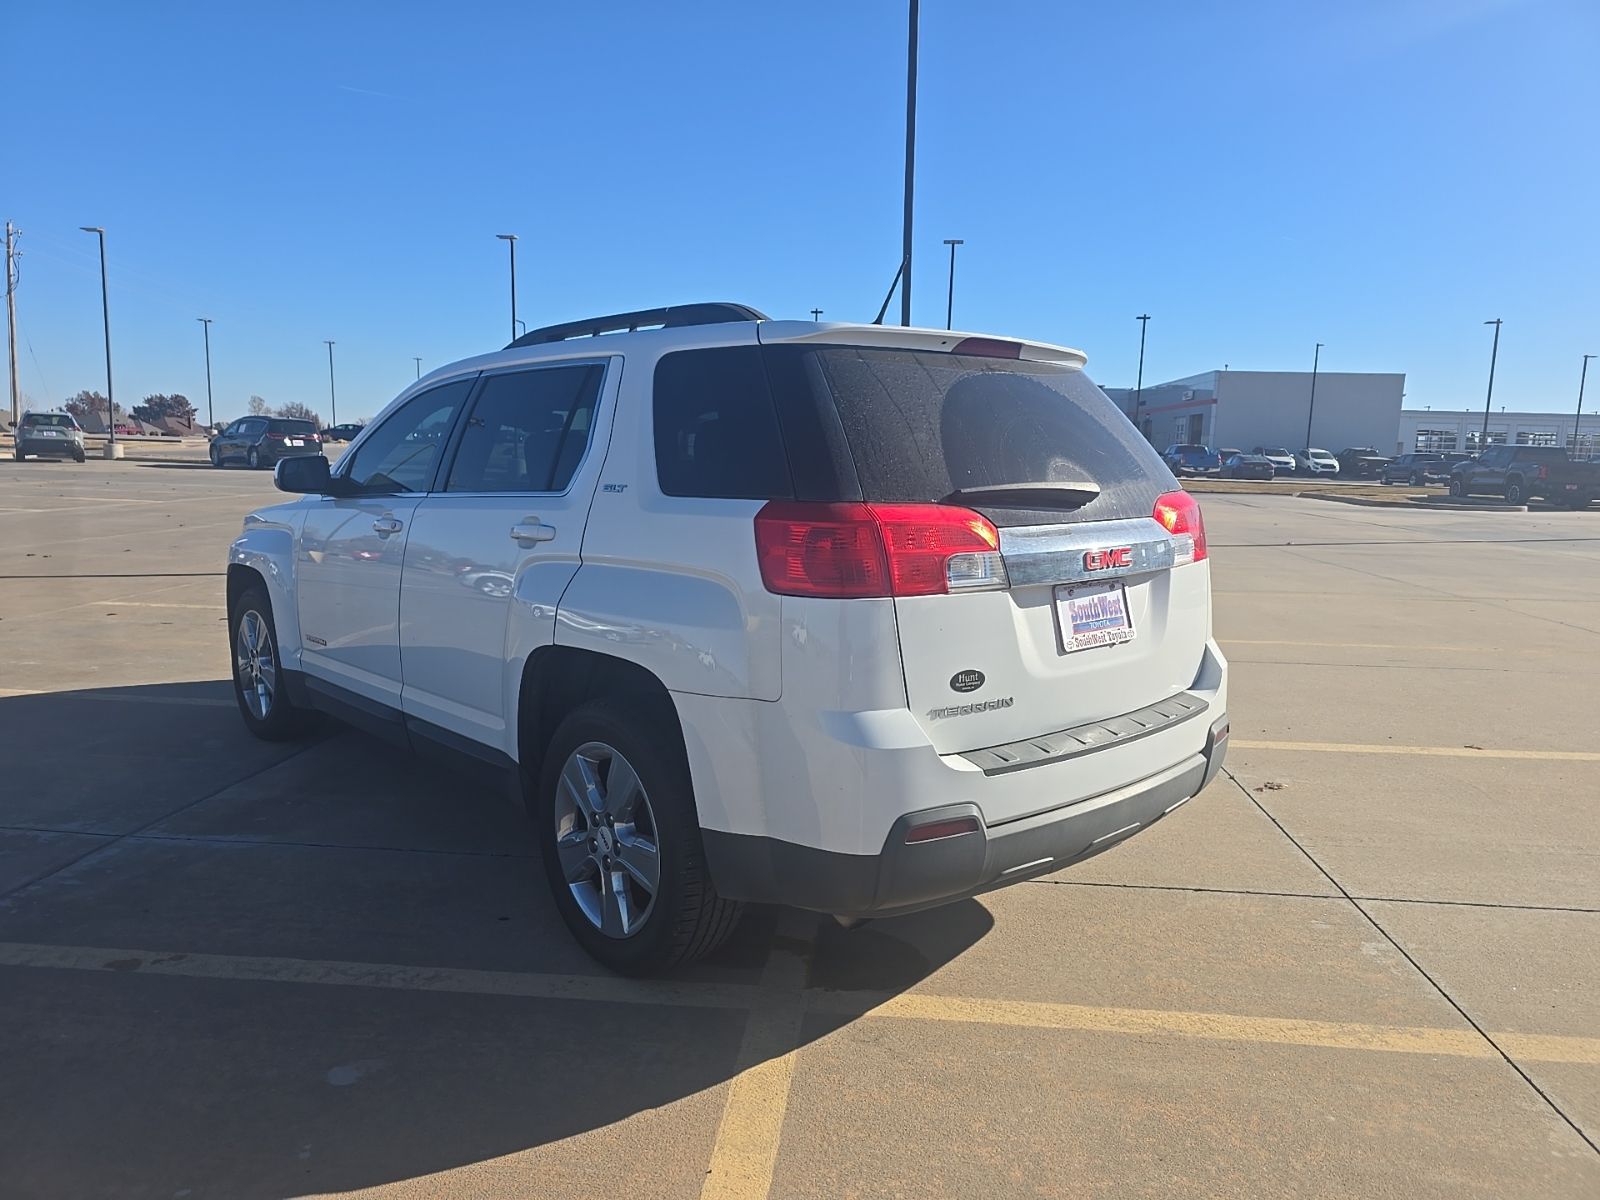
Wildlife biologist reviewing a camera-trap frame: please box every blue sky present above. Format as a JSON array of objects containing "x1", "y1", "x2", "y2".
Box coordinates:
[{"x1": 6, "y1": 0, "x2": 1597, "y2": 424}]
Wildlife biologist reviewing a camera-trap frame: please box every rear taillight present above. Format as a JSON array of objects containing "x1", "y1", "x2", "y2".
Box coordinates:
[
  {"x1": 1537, "y1": 465, "x2": 1549, "y2": 481},
  {"x1": 754, "y1": 502, "x2": 1008, "y2": 598},
  {"x1": 264, "y1": 431, "x2": 285, "y2": 440},
  {"x1": 1153, "y1": 490, "x2": 1208, "y2": 564}
]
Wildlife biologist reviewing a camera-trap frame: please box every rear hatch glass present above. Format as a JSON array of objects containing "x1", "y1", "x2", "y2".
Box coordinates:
[{"x1": 791, "y1": 347, "x2": 1175, "y2": 526}]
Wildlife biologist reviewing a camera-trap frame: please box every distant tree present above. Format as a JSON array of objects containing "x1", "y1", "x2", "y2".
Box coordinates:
[
  {"x1": 275, "y1": 401, "x2": 322, "y2": 426},
  {"x1": 64, "y1": 390, "x2": 123, "y2": 422},
  {"x1": 247, "y1": 395, "x2": 270, "y2": 416},
  {"x1": 130, "y1": 393, "x2": 198, "y2": 425}
]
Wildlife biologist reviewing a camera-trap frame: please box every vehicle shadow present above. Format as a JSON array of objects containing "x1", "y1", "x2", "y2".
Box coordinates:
[{"x1": 0, "y1": 681, "x2": 994, "y2": 1199}]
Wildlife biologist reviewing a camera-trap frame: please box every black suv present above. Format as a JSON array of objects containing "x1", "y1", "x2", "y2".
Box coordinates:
[{"x1": 210, "y1": 418, "x2": 324, "y2": 469}]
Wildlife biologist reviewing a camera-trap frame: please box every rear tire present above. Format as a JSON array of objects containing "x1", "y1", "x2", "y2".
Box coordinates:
[
  {"x1": 1505, "y1": 480, "x2": 1525, "y2": 505},
  {"x1": 12, "y1": 449, "x2": 21, "y2": 461},
  {"x1": 247, "y1": 446, "x2": 260, "y2": 470},
  {"x1": 210, "y1": 443, "x2": 222, "y2": 468},
  {"x1": 73, "y1": 449, "x2": 86, "y2": 463},
  {"x1": 534, "y1": 697, "x2": 744, "y2": 975},
  {"x1": 230, "y1": 581, "x2": 310, "y2": 742}
]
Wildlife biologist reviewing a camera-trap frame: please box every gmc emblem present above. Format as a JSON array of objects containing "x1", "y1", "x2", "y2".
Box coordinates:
[{"x1": 1083, "y1": 546, "x2": 1134, "y2": 571}]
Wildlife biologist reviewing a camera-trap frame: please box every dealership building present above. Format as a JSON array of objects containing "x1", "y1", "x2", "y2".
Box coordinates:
[
  {"x1": 1397, "y1": 408, "x2": 1600, "y2": 457},
  {"x1": 1105, "y1": 370, "x2": 1406, "y2": 454}
]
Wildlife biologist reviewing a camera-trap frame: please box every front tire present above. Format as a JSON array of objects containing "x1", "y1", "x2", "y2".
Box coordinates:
[
  {"x1": 1505, "y1": 480, "x2": 1525, "y2": 505},
  {"x1": 1450, "y1": 477, "x2": 1466, "y2": 498},
  {"x1": 230, "y1": 582, "x2": 309, "y2": 741},
  {"x1": 535, "y1": 698, "x2": 743, "y2": 975}
]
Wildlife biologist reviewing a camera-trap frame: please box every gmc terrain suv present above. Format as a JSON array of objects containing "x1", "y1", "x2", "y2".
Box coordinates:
[{"x1": 227, "y1": 304, "x2": 1229, "y2": 974}]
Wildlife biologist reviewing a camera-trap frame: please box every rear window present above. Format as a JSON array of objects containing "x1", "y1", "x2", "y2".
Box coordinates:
[
  {"x1": 268, "y1": 419, "x2": 316, "y2": 435},
  {"x1": 774, "y1": 346, "x2": 1175, "y2": 526},
  {"x1": 653, "y1": 347, "x2": 793, "y2": 500},
  {"x1": 23, "y1": 413, "x2": 75, "y2": 428}
]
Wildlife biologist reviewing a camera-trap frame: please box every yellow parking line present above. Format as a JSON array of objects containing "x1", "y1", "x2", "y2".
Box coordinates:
[
  {"x1": 1221, "y1": 638, "x2": 1540, "y2": 654},
  {"x1": 810, "y1": 991, "x2": 1600, "y2": 1065},
  {"x1": 700, "y1": 913, "x2": 815, "y2": 1200},
  {"x1": 1231, "y1": 739, "x2": 1600, "y2": 762}
]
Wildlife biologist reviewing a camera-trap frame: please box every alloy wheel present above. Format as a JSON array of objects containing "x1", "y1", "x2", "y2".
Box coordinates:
[
  {"x1": 235, "y1": 609, "x2": 277, "y2": 720},
  {"x1": 553, "y1": 742, "x2": 661, "y2": 938}
]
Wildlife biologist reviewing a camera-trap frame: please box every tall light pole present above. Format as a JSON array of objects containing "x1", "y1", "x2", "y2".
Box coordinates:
[
  {"x1": 1134, "y1": 314, "x2": 1150, "y2": 431},
  {"x1": 1576, "y1": 353, "x2": 1595, "y2": 448},
  {"x1": 414, "y1": 356, "x2": 423, "y2": 380},
  {"x1": 900, "y1": 0, "x2": 919, "y2": 327},
  {"x1": 324, "y1": 340, "x2": 337, "y2": 428},
  {"x1": 496, "y1": 233, "x2": 518, "y2": 342},
  {"x1": 942, "y1": 238, "x2": 963, "y2": 330},
  {"x1": 1480, "y1": 319, "x2": 1502, "y2": 450},
  {"x1": 197, "y1": 318, "x2": 214, "y2": 431},
  {"x1": 1303, "y1": 342, "x2": 1323, "y2": 451},
  {"x1": 79, "y1": 226, "x2": 117, "y2": 454}
]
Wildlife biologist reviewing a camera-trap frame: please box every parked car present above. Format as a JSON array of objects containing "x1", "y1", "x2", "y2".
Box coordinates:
[
  {"x1": 1217, "y1": 448, "x2": 1243, "y2": 462},
  {"x1": 1381, "y1": 453, "x2": 1452, "y2": 486},
  {"x1": 1221, "y1": 452, "x2": 1274, "y2": 481},
  {"x1": 1161, "y1": 443, "x2": 1223, "y2": 476},
  {"x1": 1449, "y1": 445, "x2": 1600, "y2": 508},
  {"x1": 227, "y1": 302, "x2": 1229, "y2": 974},
  {"x1": 1335, "y1": 447, "x2": 1392, "y2": 478},
  {"x1": 210, "y1": 417, "x2": 324, "y2": 469},
  {"x1": 321, "y1": 423, "x2": 366, "y2": 442},
  {"x1": 1294, "y1": 448, "x2": 1340, "y2": 475},
  {"x1": 12, "y1": 411, "x2": 87, "y2": 462},
  {"x1": 1252, "y1": 446, "x2": 1297, "y2": 475}
]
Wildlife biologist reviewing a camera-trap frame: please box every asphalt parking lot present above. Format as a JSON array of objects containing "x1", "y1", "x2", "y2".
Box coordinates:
[{"x1": 1, "y1": 460, "x2": 1597, "y2": 1199}]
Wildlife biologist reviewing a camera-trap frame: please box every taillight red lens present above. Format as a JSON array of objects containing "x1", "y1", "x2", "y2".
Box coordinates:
[
  {"x1": 754, "y1": 502, "x2": 1003, "y2": 598},
  {"x1": 1152, "y1": 490, "x2": 1208, "y2": 563},
  {"x1": 265, "y1": 431, "x2": 285, "y2": 440}
]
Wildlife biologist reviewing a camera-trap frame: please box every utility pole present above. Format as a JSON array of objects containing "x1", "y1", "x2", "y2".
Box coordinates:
[
  {"x1": 942, "y1": 238, "x2": 963, "y2": 330},
  {"x1": 414, "y1": 356, "x2": 422, "y2": 380},
  {"x1": 197, "y1": 318, "x2": 214, "y2": 431},
  {"x1": 324, "y1": 340, "x2": 337, "y2": 427},
  {"x1": 5, "y1": 222, "x2": 19, "y2": 428},
  {"x1": 900, "y1": 0, "x2": 919, "y2": 327},
  {"x1": 1303, "y1": 342, "x2": 1323, "y2": 451},
  {"x1": 810, "y1": 309, "x2": 823, "y2": 322},
  {"x1": 1134, "y1": 314, "x2": 1150, "y2": 431},
  {"x1": 1577, "y1": 354, "x2": 1595, "y2": 448},
  {"x1": 1480, "y1": 319, "x2": 1502, "y2": 450}
]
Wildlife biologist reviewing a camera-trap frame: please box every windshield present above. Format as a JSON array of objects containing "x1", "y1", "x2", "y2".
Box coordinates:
[{"x1": 782, "y1": 346, "x2": 1175, "y2": 526}]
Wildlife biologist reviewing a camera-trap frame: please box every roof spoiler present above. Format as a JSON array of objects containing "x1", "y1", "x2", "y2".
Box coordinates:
[{"x1": 506, "y1": 303, "x2": 768, "y2": 348}]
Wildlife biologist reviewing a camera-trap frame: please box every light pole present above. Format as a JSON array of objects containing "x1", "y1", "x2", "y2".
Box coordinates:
[
  {"x1": 1134, "y1": 314, "x2": 1150, "y2": 431},
  {"x1": 197, "y1": 318, "x2": 214, "y2": 431},
  {"x1": 810, "y1": 308, "x2": 823, "y2": 322},
  {"x1": 414, "y1": 356, "x2": 422, "y2": 380},
  {"x1": 324, "y1": 340, "x2": 337, "y2": 428},
  {"x1": 900, "y1": 0, "x2": 919, "y2": 327},
  {"x1": 496, "y1": 233, "x2": 518, "y2": 342},
  {"x1": 1577, "y1": 353, "x2": 1595, "y2": 448},
  {"x1": 1480, "y1": 319, "x2": 1502, "y2": 451},
  {"x1": 1303, "y1": 342, "x2": 1323, "y2": 452},
  {"x1": 942, "y1": 238, "x2": 964, "y2": 330},
  {"x1": 79, "y1": 226, "x2": 117, "y2": 455}
]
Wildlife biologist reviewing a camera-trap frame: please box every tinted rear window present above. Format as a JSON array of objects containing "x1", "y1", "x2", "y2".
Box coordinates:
[
  {"x1": 653, "y1": 347, "x2": 794, "y2": 500},
  {"x1": 777, "y1": 346, "x2": 1174, "y2": 526},
  {"x1": 269, "y1": 419, "x2": 317, "y2": 435},
  {"x1": 23, "y1": 413, "x2": 75, "y2": 427}
]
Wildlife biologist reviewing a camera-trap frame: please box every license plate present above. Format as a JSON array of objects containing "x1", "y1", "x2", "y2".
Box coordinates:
[
  {"x1": 1054, "y1": 582, "x2": 1135, "y2": 653},
  {"x1": 286, "y1": 439, "x2": 303, "y2": 447},
  {"x1": 1564, "y1": 483, "x2": 1577, "y2": 491},
  {"x1": 39, "y1": 429, "x2": 62, "y2": 437}
]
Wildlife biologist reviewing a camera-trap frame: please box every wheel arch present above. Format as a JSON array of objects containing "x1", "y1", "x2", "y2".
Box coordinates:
[{"x1": 227, "y1": 523, "x2": 302, "y2": 671}]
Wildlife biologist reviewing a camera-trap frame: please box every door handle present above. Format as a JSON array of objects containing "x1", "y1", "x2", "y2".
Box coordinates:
[
  {"x1": 372, "y1": 516, "x2": 404, "y2": 536},
  {"x1": 510, "y1": 519, "x2": 557, "y2": 546}
]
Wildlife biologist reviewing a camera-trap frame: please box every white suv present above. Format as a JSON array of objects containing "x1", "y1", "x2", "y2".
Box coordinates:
[{"x1": 227, "y1": 304, "x2": 1229, "y2": 974}]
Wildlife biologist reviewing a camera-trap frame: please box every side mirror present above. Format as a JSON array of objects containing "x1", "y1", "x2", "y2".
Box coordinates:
[{"x1": 275, "y1": 454, "x2": 332, "y2": 494}]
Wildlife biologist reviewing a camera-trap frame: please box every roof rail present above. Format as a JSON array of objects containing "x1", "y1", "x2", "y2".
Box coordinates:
[{"x1": 506, "y1": 303, "x2": 769, "y2": 348}]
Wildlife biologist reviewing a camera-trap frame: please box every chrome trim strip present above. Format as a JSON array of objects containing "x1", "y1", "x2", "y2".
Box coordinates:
[
  {"x1": 998, "y1": 516, "x2": 1175, "y2": 586},
  {"x1": 957, "y1": 691, "x2": 1209, "y2": 776}
]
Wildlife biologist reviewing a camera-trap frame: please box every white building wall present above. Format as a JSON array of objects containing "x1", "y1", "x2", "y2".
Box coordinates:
[
  {"x1": 1211, "y1": 371, "x2": 1405, "y2": 454},
  {"x1": 1398, "y1": 409, "x2": 1600, "y2": 457}
]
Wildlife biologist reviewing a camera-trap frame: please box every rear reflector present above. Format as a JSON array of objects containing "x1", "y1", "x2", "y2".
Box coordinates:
[
  {"x1": 755, "y1": 502, "x2": 1007, "y2": 598},
  {"x1": 904, "y1": 816, "x2": 982, "y2": 844},
  {"x1": 1152, "y1": 490, "x2": 1208, "y2": 564}
]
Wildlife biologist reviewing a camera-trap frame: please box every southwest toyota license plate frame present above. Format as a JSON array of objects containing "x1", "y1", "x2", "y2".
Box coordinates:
[{"x1": 1054, "y1": 581, "x2": 1136, "y2": 654}]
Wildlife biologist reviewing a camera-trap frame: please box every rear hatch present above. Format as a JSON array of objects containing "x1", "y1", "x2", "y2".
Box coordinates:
[{"x1": 757, "y1": 336, "x2": 1211, "y2": 785}]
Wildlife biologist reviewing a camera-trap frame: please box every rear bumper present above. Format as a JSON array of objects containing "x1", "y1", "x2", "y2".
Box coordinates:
[
  {"x1": 705, "y1": 713, "x2": 1229, "y2": 918},
  {"x1": 17, "y1": 438, "x2": 83, "y2": 456}
]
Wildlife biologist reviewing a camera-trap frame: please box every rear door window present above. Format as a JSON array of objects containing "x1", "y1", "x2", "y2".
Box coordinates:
[
  {"x1": 447, "y1": 363, "x2": 605, "y2": 493},
  {"x1": 767, "y1": 346, "x2": 1173, "y2": 526}
]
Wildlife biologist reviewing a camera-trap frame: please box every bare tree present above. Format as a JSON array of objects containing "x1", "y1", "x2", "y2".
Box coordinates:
[
  {"x1": 275, "y1": 401, "x2": 322, "y2": 426},
  {"x1": 247, "y1": 395, "x2": 269, "y2": 416}
]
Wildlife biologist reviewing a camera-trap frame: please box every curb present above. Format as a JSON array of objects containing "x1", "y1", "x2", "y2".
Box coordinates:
[{"x1": 1299, "y1": 492, "x2": 1526, "y2": 512}]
